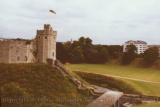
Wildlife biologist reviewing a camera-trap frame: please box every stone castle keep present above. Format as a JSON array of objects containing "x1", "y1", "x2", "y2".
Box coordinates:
[{"x1": 0, "y1": 24, "x2": 57, "y2": 63}]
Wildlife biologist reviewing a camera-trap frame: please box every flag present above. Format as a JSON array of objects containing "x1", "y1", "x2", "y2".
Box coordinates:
[{"x1": 49, "y1": 10, "x2": 56, "y2": 14}]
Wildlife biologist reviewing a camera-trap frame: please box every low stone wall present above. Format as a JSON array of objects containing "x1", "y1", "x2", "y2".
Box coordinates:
[{"x1": 119, "y1": 94, "x2": 160, "y2": 107}]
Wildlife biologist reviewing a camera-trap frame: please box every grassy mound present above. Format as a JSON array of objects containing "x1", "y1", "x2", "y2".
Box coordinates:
[
  {"x1": 133, "y1": 103, "x2": 160, "y2": 107},
  {"x1": 0, "y1": 64, "x2": 93, "y2": 107},
  {"x1": 75, "y1": 71, "x2": 141, "y2": 95}
]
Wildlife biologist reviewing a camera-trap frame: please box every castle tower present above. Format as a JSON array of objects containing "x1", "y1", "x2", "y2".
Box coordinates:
[{"x1": 36, "y1": 24, "x2": 57, "y2": 63}]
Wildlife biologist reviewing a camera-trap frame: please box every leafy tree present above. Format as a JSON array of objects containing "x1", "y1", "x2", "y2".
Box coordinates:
[
  {"x1": 57, "y1": 37, "x2": 119, "y2": 64},
  {"x1": 121, "y1": 45, "x2": 137, "y2": 65},
  {"x1": 95, "y1": 45, "x2": 110, "y2": 63},
  {"x1": 143, "y1": 47, "x2": 159, "y2": 65},
  {"x1": 108, "y1": 45, "x2": 123, "y2": 59},
  {"x1": 69, "y1": 41, "x2": 85, "y2": 63}
]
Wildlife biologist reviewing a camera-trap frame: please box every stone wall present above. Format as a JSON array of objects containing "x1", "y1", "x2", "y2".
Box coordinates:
[
  {"x1": 36, "y1": 24, "x2": 57, "y2": 63},
  {"x1": 9, "y1": 40, "x2": 35, "y2": 63},
  {"x1": 0, "y1": 40, "x2": 10, "y2": 63},
  {"x1": 0, "y1": 39, "x2": 35, "y2": 63}
]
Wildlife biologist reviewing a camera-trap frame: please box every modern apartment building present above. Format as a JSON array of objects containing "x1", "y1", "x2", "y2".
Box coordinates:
[{"x1": 123, "y1": 40, "x2": 148, "y2": 54}]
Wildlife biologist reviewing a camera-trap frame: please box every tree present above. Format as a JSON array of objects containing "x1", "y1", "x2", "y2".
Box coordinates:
[
  {"x1": 69, "y1": 41, "x2": 85, "y2": 63},
  {"x1": 121, "y1": 45, "x2": 137, "y2": 65},
  {"x1": 56, "y1": 36, "x2": 119, "y2": 64},
  {"x1": 95, "y1": 45, "x2": 109, "y2": 63},
  {"x1": 56, "y1": 42, "x2": 70, "y2": 63},
  {"x1": 143, "y1": 47, "x2": 159, "y2": 65},
  {"x1": 108, "y1": 45, "x2": 123, "y2": 59}
]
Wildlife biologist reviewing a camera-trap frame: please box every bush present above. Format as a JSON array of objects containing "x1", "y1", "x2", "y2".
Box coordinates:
[
  {"x1": 131, "y1": 58, "x2": 145, "y2": 67},
  {"x1": 152, "y1": 59, "x2": 160, "y2": 70},
  {"x1": 143, "y1": 47, "x2": 159, "y2": 66}
]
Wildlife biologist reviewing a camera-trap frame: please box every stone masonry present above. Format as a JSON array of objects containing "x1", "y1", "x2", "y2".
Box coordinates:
[{"x1": 0, "y1": 24, "x2": 57, "y2": 63}]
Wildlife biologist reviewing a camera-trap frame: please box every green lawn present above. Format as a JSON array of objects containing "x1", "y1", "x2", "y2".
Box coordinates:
[
  {"x1": 66, "y1": 64, "x2": 160, "y2": 96},
  {"x1": 133, "y1": 103, "x2": 160, "y2": 107},
  {"x1": 122, "y1": 79, "x2": 160, "y2": 96},
  {"x1": 66, "y1": 64, "x2": 160, "y2": 82}
]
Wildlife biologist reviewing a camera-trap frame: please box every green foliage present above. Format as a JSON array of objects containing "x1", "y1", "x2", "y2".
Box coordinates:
[
  {"x1": 57, "y1": 37, "x2": 159, "y2": 68},
  {"x1": 152, "y1": 59, "x2": 160, "y2": 69},
  {"x1": 107, "y1": 45, "x2": 123, "y2": 59},
  {"x1": 143, "y1": 47, "x2": 159, "y2": 65},
  {"x1": 121, "y1": 45, "x2": 137, "y2": 65},
  {"x1": 95, "y1": 45, "x2": 110, "y2": 63},
  {"x1": 57, "y1": 37, "x2": 122, "y2": 64}
]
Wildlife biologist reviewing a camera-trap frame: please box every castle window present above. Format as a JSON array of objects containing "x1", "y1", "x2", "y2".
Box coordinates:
[
  {"x1": 45, "y1": 37, "x2": 47, "y2": 39},
  {"x1": 17, "y1": 56, "x2": 20, "y2": 61},
  {"x1": 53, "y1": 52, "x2": 54, "y2": 57},
  {"x1": 25, "y1": 56, "x2": 28, "y2": 61}
]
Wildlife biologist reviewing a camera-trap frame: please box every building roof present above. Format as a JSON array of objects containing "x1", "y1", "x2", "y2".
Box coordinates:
[{"x1": 125, "y1": 40, "x2": 147, "y2": 44}]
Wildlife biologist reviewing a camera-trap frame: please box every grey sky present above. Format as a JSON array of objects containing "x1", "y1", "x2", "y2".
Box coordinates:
[{"x1": 0, "y1": 0, "x2": 160, "y2": 44}]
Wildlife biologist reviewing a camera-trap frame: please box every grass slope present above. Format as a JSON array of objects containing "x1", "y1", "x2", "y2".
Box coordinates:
[
  {"x1": 66, "y1": 64, "x2": 160, "y2": 96},
  {"x1": 133, "y1": 103, "x2": 160, "y2": 107},
  {"x1": 75, "y1": 71, "x2": 141, "y2": 94},
  {"x1": 66, "y1": 64, "x2": 160, "y2": 82},
  {"x1": 0, "y1": 64, "x2": 93, "y2": 107}
]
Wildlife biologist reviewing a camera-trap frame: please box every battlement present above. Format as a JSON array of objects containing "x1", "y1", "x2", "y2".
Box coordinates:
[
  {"x1": 36, "y1": 24, "x2": 56, "y2": 36},
  {"x1": 44, "y1": 24, "x2": 52, "y2": 30}
]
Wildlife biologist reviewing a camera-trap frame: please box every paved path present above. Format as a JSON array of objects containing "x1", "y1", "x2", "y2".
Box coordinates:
[{"x1": 87, "y1": 90, "x2": 123, "y2": 107}]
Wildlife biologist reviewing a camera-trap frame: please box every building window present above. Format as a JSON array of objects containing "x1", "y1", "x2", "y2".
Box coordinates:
[{"x1": 45, "y1": 37, "x2": 47, "y2": 39}]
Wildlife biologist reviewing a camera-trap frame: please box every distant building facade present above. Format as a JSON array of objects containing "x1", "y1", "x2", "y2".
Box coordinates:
[
  {"x1": 123, "y1": 40, "x2": 148, "y2": 54},
  {"x1": 0, "y1": 24, "x2": 57, "y2": 63}
]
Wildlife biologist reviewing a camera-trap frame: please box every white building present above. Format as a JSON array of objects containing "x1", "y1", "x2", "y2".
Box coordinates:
[{"x1": 123, "y1": 40, "x2": 148, "y2": 54}]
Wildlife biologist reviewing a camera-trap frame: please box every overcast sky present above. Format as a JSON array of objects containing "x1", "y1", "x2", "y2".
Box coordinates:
[{"x1": 0, "y1": 0, "x2": 160, "y2": 45}]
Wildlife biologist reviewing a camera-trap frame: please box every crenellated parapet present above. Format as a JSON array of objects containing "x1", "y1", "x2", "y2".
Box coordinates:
[{"x1": 36, "y1": 24, "x2": 57, "y2": 36}]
